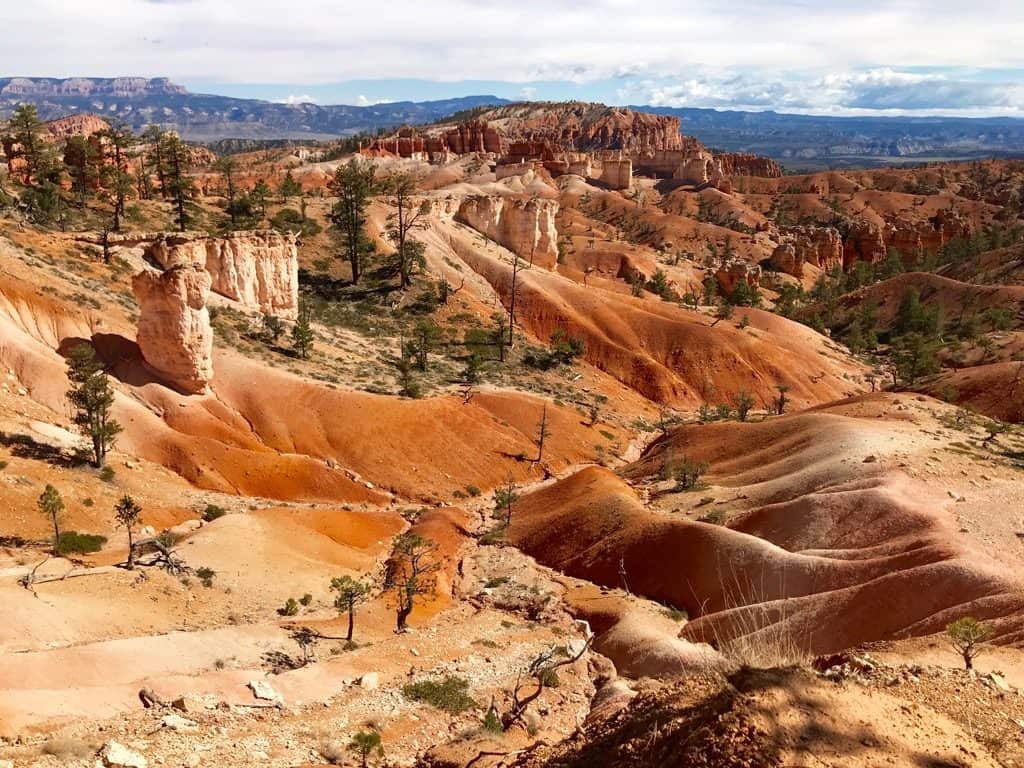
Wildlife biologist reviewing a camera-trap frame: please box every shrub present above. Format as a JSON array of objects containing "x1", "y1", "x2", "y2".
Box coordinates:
[
  {"x1": 278, "y1": 597, "x2": 300, "y2": 616},
  {"x1": 55, "y1": 531, "x2": 107, "y2": 555},
  {"x1": 402, "y1": 676, "x2": 477, "y2": 713},
  {"x1": 203, "y1": 504, "x2": 228, "y2": 522},
  {"x1": 195, "y1": 566, "x2": 216, "y2": 588},
  {"x1": 299, "y1": 593, "x2": 313, "y2": 606},
  {"x1": 99, "y1": 466, "x2": 116, "y2": 483},
  {"x1": 482, "y1": 708, "x2": 504, "y2": 733},
  {"x1": 466, "y1": 485, "x2": 482, "y2": 497},
  {"x1": 670, "y1": 455, "x2": 709, "y2": 491}
]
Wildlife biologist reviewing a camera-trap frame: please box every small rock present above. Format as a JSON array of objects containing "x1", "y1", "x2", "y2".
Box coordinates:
[
  {"x1": 990, "y1": 672, "x2": 1012, "y2": 693},
  {"x1": 0, "y1": 759, "x2": 14, "y2": 768},
  {"x1": 862, "y1": 455, "x2": 877, "y2": 463},
  {"x1": 248, "y1": 679, "x2": 282, "y2": 704},
  {"x1": 101, "y1": 741, "x2": 147, "y2": 768},
  {"x1": 160, "y1": 713, "x2": 198, "y2": 732},
  {"x1": 358, "y1": 672, "x2": 379, "y2": 691}
]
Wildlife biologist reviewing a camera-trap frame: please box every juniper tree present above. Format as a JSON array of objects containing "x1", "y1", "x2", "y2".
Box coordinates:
[{"x1": 66, "y1": 344, "x2": 121, "y2": 468}]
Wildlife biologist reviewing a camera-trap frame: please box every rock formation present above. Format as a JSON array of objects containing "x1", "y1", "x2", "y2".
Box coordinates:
[
  {"x1": 456, "y1": 196, "x2": 559, "y2": 268},
  {"x1": 146, "y1": 231, "x2": 299, "y2": 319},
  {"x1": 715, "y1": 260, "x2": 762, "y2": 295},
  {"x1": 45, "y1": 114, "x2": 110, "y2": 140},
  {"x1": 132, "y1": 264, "x2": 214, "y2": 394},
  {"x1": 843, "y1": 220, "x2": 888, "y2": 267},
  {"x1": 717, "y1": 152, "x2": 783, "y2": 178},
  {"x1": 770, "y1": 226, "x2": 844, "y2": 277}
]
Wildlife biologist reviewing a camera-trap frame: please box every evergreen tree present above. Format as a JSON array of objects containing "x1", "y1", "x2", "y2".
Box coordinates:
[
  {"x1": 383, "y1": 172, "x2": 428, "y2": 289},
  {"x1": 328, "y1": 159, "x2": 377, "y2": 284},
  {"x1": 330, "y1": 575, "x2": 371, "y2": 642},
  {"x1": 98, "y1": 123, "x2": 136, "y2": 231},
  {"x1": 66, "y1": 344, "x2": 121, "y2": 468},
  {"x1": 114, "y1": 495, "x2": 142, "y2": 569},
  {"x1": 160, "y1": 133, "x2": 193, "y2": 231},
  {"x1": 64, "y1": 135, "x2": 102, "y2": 205},
  {"x1": 292, "y1": 299, "x2": 314, "y2": 359},
  {"x1": 37, "y1": 484, "x2": 64, "y2": 549},
  {"x1": 251, "y1": 178, "x2": 271, "y2": 217},
  {"x1": 278, "y1": 170, "x2": 302, "y2": 201},
  {"x1": 143, "y1": 125, "x2": 168, "y2": 199}
]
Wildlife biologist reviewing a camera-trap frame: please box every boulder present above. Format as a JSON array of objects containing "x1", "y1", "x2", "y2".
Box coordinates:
[
  {"x1": 248, "y1": 679, "x2": 283, "y2": 704},
  {"x1": 132, "y1": 264, "x2": 213, "y2": 394},
  {"x1": 358, "y1": 672, "x2": 379, "y2": 690}
]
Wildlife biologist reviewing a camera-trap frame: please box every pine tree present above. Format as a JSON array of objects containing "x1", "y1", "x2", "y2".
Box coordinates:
[
  {"x1": 251, "y1": 178, "x2": 271, "y2": 217},
  {"x1": 328, "y1": 159, "x2": 377, "y2": 284},
  {"x1": 66, "y1": 344, "x2": 121, "y2": 468},
  {"x1": 278, "y1": 170, "x2": 302, "y2": 201},
  {"x1": 383, "y1": 172, "x2": 428, "y2": 289},
  {"x1": 114, "y1": 495, "x2": 142, "y2": 569},
  {"x1": 292, "y1": 299, "x2": 314, "y2": 359},
  {"x1": 98, "y1": 123, "x2": 136, "y2": 231},
  {"x1": 160, "y1": 133, "x2": 193, "y2": 232},
  {"x1": 37, "y1": 484, "x2": 64, "y2": 549},
  {"x1": 331, "y1": 575, "x2": 371, "y2": 642}
]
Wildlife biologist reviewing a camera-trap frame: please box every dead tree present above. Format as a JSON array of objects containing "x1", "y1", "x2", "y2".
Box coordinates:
[{"x1": 499, "y1": 630, "x2": 593, "y2": 731}]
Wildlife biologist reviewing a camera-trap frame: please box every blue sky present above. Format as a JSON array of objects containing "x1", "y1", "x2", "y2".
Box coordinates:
[{"x1": 6, "y1": 0, "x2": 1024, "y2": 116}]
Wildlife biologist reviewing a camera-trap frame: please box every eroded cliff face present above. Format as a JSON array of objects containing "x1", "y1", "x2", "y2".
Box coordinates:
[
  {"x1": 456, "y1": 196, "x2": 560, "y2": 268},
  {"x1": 132, "y1": 264, "x2": 213, "y2": 394},
  {"x1": 147, "y1": 231, "x2": 299, "y2": 319},
  {"x1": 771, "y1": 226, "x2": 845, "y2": 277}
]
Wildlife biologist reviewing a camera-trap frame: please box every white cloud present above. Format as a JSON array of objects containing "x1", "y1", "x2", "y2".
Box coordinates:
[
  {"x1": 5, "y1": 0, "x2": 1024, "y2": 114},
  {"x1": 276, "y1": 94, "x2": 317, "y2": 105},
  {"x1": 519, "y1": 86, "x2": 537, "y2": 100}
]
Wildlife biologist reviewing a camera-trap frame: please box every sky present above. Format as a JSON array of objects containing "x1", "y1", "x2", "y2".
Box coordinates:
[{"x1": 5, "y1": 0, "x2": 1024, "y2": 116}]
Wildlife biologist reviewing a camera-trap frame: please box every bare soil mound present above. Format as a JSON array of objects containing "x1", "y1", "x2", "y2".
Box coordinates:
[
  {"x1": 507, "y1": 398, "x2": 1024, "y2": 656},
  {"x1": 922, "y1": 361, "x2": 1024, "y2": 422},
  {"x1": 512, "y1": 667, "x2": 1001, "y2": 768},
  {"x1": 437, "y1": 220, "x2": 865, "y2": 408}
]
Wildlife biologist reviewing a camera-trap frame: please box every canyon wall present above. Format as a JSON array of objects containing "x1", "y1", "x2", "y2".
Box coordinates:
[{"x1": 456, "y1": 196, "x2": 560, "y2": 268}]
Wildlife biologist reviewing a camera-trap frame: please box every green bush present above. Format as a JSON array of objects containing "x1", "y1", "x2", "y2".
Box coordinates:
[
  {"x1": 278, "y1": 597, "x2": 300, "y2": 616},
  {"x1": 402, "y1": 676, "x2": 477, "y2": 713},
  {"x1": 203, "y1": 504, "x2": 227, "y2": 522},
  {"x1": 195, "y1": 566, "x2": 216, "y2": 588},
  {"x1": 98, "y1": 466, "x2": 116, "y2": 483},
  {"x1": 55, "y1": 531, "x2": 107, "y2": 555}
]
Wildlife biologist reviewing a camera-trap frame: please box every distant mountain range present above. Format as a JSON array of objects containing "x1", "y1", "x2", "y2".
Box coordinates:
[
  {"x1": 0, "y1": 77, "x2": 508, "y2": 142},
  {"x1": 3, "y1": 77, "x2": 1024, "y2": 170},
  {"x1": 633, "y1": 106, "x2": 1024, "y2": 170}
]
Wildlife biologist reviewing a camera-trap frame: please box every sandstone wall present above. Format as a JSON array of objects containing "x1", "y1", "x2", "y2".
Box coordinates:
[
  {"x1": 456, "y1": 196, "x2": 559, "y2": 268},
  {"x1": 132, "y1": 265, "x2": 213, "y2": 394},
  {"x1": 599, "y1": 159, "x2": 632, "y2": 190},
  {"x1": 147, "y1": 231, "x2": 299, "y2": 319}
]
